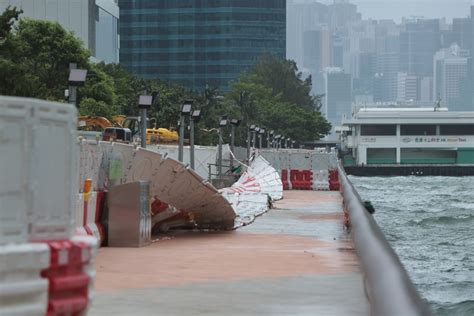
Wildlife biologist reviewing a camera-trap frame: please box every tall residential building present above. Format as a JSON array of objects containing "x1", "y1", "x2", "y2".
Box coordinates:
[
  {"x1": 433, "y1": 44, "x2": 469, "y2": 110},
  {"x1": 119, "y1": 0, "x2": 286, "y2": 91},
  {"x1": 400, "y1": 19, "x2": 441, "y2": 77},
  {"x1": 323, "y1": 67, "x2": 352, "y2": 139},
  {"x1": 0, "y1": 0, "x2": 120, "y2": 63}
]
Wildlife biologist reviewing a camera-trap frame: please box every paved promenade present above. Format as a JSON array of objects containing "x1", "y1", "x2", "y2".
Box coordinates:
[{"x1": 89, "y1": 191, "x2": 369, "y2": 315}]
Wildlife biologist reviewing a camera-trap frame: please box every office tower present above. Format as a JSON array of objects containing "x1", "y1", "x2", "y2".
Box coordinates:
[
  {"x1": 119, "y1": 1, "x2": 286, "y2": 91},
  {"x1": 400, "y1": 19, "x2": 441, "y2": 77},
  {"x1": 0, "y1": 0, "x2": 120, "y2": 63},
  {"x1": 323, "y1": 67, "x2": 352, "y2": 139},
  {"x1": 433, "y1": 44, "x2": 470, "y2": 110}
]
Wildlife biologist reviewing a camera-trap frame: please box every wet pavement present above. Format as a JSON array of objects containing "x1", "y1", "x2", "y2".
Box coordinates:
[{"x1": 89, "y1": 191, "x2": 369, "y2": 315}]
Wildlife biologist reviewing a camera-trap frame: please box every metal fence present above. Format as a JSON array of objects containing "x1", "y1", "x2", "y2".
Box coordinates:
[{"x1": 338, "y1": 163, "x2": 432, "y2": 316}]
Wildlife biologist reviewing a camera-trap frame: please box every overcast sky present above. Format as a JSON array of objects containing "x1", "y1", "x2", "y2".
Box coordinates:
[{"x1": 315, "y1": 0, "x2": 472, "y2": 22}]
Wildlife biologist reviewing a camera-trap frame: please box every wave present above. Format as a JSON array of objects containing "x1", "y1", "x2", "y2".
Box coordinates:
[
  {"x1": 408, "y1": 214, "x2": 474, "y2": 227},
  {"x1": 435, "y1": 300, "x2": 474, "y2": 316}
]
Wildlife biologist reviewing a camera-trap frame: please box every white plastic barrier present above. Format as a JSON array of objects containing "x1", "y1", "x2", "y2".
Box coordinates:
[
  {"x1": 0, "y1": 97, "x2": 77, "y2": 243},
  {"x1": 72, "y1": 235, "x2": 99, "y2": 310},
  {"x1": 0, "y1": 243, "x2": 50, "y2": 316}
]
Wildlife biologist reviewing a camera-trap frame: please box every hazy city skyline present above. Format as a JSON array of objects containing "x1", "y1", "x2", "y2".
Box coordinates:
[{"x1": 291, "y1": 0, "x2": 472, "y2": 22}]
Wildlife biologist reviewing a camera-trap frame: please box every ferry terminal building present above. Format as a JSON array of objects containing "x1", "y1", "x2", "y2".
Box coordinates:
[{"x1": 340, "y1": 107, "x2": 474, "y2": 166}]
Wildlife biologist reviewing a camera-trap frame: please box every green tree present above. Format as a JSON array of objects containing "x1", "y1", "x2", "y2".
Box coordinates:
[
  {"x1": 224, "y1": 56, "x2": 331, "y2": 144},
  {"x1": 11, "y1": 18, "x2": 90, "y2": 100},
  {"x1": 248, "y1": 54, "x2": 322, "y2": 110}
]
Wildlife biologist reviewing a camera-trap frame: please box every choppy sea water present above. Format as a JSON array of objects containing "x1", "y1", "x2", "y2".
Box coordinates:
[{"x1": 350, "y1": 176, "x2": 474, "y2": 316}]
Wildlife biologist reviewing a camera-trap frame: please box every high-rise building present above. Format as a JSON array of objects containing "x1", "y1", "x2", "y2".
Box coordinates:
[
  {"x1": 323, "y1": 67, "x2": 352, "y2": 139},
  {"x1": 0, "y1": 0, "x2": 120, "y2": 63},
  {"x1": 451, "y1": 18, "x2": 471, "y2": 51},
  {"x1": 433, "y1": 44, "x2": 470, "y2": 110},
  {"x1": 396, "y1": 72, "x2": 419, "y2": 102},
  {"x1": 119, "y1": 0, "x2": 286, "y2": 91},
  {"x1": 302, "y1": 27, "x2": 331, "y2": 74},
  {"x1": 327, "y1": 0, "x2": 361, "y2": 32},
  {"x1": 400, "y1": 19, "x2": 441, "y2": 77},
  {"x1": 286, "y1": 1, "x2": 328, "y2": 68},
  {"x1": 374, "y1": 52, "x2": 399, "y2": 101}
]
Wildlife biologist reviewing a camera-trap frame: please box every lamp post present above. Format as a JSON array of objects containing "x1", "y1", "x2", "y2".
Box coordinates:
[
  {"x1": 218, "y1": 116, "x2": 228, "y2": 177},
  {"x1": 275, "y1": 135, "x2": 281, "y2": 150},
  {"x1": 267, "y1": 130, "x2": 273, "y2": 149},
  {"x1": 286, "y1": 137, "x2": 291, "y2": 149},
  {"x1": 247, "y1": 124, "x2": 255, "y2": 160},
  {"x1": 138, "y1": 95, "x2": 153, "y2": 148},
  {"x1": 253, "y1": 127, "x2": 259, "y2": 149},
  {"x1": 179, "y1": 100, "x2": 192, "y2": 162},
  {"x1": 190, "y1": 109, "x2": 201, "y2": 170},
  {"x1": 67, "y1": 63, "x2": 87, "y2": 107},
  {"x1": 230, "y1": 118, "x2": 241, "y2": 170},
  {"x1": 259, "y1": 128, "x2": 265, "y2": 149},
  {"x1": 291, "y1": 140, "x2": 296, "y2": 149}
]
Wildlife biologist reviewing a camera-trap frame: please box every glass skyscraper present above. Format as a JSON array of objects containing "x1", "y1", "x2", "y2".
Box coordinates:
[{"x1": 119, "y1": 0, "x2": 286, "y2": 91}]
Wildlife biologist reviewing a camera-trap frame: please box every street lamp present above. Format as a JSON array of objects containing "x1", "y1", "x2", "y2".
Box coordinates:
[
  {"x1": 67, "y1": 64, "x2": 87, "y2": 107},
  {"x1": 247, "y1": 124, "x2": 256, "y2": 160},
  {"x1": 218, "y1": 116, "x2": 228, "y2": 177},
  {"x1": 291, "y1": 140, "x2": 296, "y2": 149},
  {"x1": 259, "y1": 128, "x2": 265, "y2": 149},
  {"x1": 286, "y1": 137, "x2": 291, "y2": 149},
  {"x1": 190, "y1": 109, "x2": 201, "y2": 170},
  {"x1": 230, "y1": 118, "x2": 241, "y2": 170},
  {"x1": 179, "y1": 100, "x2": 193, "y2": 162},
  {"x1": 275, "y1": 135, "x2": 281, "y2": 150},
  {"x1": 253, "y1": 127, "x2": 259, "y2": 149},
  {"x1": 267, "y1": 130, "x2": 274, "y2": 149},
  {"x1": 138, "y1": 95, "x2": 153, "y2": 148}
]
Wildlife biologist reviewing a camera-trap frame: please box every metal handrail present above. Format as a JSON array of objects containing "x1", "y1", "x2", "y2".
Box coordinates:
[{"x1": 338, "y1": 162, "x2": 432, "y2": 316}]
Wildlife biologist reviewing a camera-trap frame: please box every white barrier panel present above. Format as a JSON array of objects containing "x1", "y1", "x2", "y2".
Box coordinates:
[
  {"x1": 0, "y1": 243, "x2": 50, "y2": 316},
  {"x1": 0, "y1": 99, "x2": 29, "y2": 244},
  {"x1": 78, "y1": 140, "x2": 103, "y2": 192},
  {"x1": 77, "y1": 143, "x2": 237, "y2": 231},
  {"x1": 147, "y1": 144, "x2": 219, "y2": 179},
  {"x1": 222, "y1": 192, "x2": 269, "y2": 228},
  {"x1": 0, "y1": 97, "x2": 77, "y2": 243},
  {"x1": 223, "y1": 155, "x2": 283, "y2": 201}
]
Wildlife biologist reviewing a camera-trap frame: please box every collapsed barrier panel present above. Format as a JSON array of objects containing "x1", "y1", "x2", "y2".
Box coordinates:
[{"x1": 337, "y1": 163, "x2": 432, "y2": 316}]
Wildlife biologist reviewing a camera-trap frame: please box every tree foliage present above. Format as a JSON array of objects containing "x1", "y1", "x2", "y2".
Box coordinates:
[{"x1": 224, "y1": 55, "x2": 331, "y2": 143}]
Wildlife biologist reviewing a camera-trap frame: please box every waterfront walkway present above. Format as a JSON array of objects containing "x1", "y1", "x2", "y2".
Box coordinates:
[{"x1": 89, "y1": 191, "x2": 369, "y2": 315}]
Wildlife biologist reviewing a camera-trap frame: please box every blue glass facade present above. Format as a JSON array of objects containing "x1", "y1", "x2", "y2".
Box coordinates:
[{"x1": 119, "y1": 0, "x2": 286, "y2": 91}]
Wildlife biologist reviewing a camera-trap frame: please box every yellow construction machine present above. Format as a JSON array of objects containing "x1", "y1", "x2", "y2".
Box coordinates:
[{"x1": 77, "y1": 115, "x2": 178, "y2": 144}]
